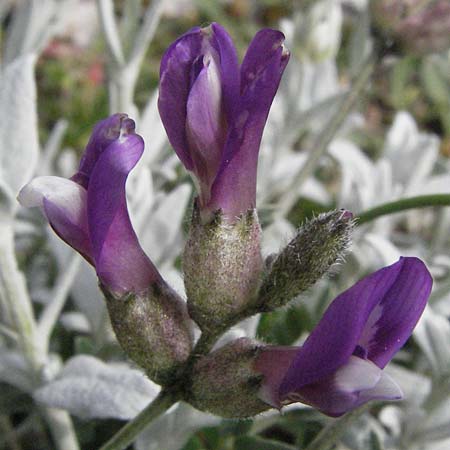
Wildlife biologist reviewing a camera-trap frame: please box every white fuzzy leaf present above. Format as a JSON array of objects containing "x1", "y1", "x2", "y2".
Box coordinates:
[
  {"x1": 0, "y1": 350, "x2": 33, "y2": 392},
  {"x1": 34, "y1": 355, "x2": 159, "y2": 420},
  {"x1": 414, "y1": 306, "x2": 450, "y2": 377},
  {"x1": 0, "y1": 53, "x2": 39, "y2": 214},
  {"x1": 140, "y1": 183, "x2": 191, "y2": 265}
]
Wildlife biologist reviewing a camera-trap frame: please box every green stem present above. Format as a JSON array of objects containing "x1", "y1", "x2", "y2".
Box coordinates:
[
  {"x1": 304, "y1": 404, "x2": 370, "y2": 450},
  {"x1": 99, "y1": 389, "x2": 178, "y2": 450},
  {"x1": 99, "y1": 331, "x2": 221, "y2": 450},
  {"x1": 356, "y1": 194, "x2": 450, "y2": 225}
]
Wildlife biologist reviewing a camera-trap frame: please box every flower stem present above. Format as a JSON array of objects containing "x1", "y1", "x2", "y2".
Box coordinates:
[
  {"x1": 98, "y1": 330, "x2": 221, "y2": 450},
  {"x1": 99, "y1": 389, "x2": 179, "y2": 450},
  {"x1": 356, "y1": 194, "x2": 450, "y2": 225},
  {"x1": 304, "y1": 404, "x2": 370, "y2": 450}
]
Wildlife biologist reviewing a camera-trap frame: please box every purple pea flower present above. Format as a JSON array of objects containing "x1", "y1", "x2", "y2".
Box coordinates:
[
  {"x1": 18, "y1": 114, "x2": 161, "y2": 295},
  {"x1": 254, "y1": 257, "x2": 432, "y2": 417},
  {"x1": 158, "y1": 23, "x2": 289, "y2": 221}
]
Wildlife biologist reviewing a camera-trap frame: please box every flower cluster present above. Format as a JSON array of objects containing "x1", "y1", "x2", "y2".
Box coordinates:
[{"x1": 19, "y1": 23, "x2": 432, "y2": 418}]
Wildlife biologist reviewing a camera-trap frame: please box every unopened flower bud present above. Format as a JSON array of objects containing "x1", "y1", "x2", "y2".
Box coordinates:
[
  {"x1": 186, "y1": 338, "x2": 269, "y2": 418},
  {"x1": 257, "y1": 210, "x2": 353, "y2": 312},
  {"x1": 183, "y1": 204, "x2": 263, "y2": 333},
  {"x1": 103, "y1": 281, "x2": 193, "y2": 385}
]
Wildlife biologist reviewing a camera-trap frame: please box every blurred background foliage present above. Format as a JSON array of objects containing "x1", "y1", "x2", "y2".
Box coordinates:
[{"x1": 1, "y1": 0, "x2": 450, "y2": 449}]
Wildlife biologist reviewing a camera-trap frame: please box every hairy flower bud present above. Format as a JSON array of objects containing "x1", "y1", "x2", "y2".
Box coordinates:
[
  {"x1": 186, "y1": 338, "x2": 269, "y2": 418},
  {"x1": 257, "y1": 210, "x2": 353, "y2": 312},
  {"x1": 103, "y1": 281, "x2": 193, "y2": 385},
  {"x1": 183, "y1": 204, "x2": 263, "y2": 333}
]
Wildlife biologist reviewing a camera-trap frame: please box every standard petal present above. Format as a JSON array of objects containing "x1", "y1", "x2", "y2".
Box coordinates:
[
  {"x1": 18, "y1": 176, "x2": 92, "y2": 262},
  {"x1": 279, "y1": 259, "x2": 407, "y2": 397},
  {"x1": 358, "y1": 257, "x2": 432, "y2": 368},
  {"x1": 158, "y1": 27, "x2": 203, "y2": 170},
  {"x1": 87, "y1": 133, "x2": 161, "y2": 294},
  {"x1": 72, "y1": 114, "x2": 130, "y2": 188},
  {"x1": 208, "y1": 30, "x2": 289, "y2": 219}
]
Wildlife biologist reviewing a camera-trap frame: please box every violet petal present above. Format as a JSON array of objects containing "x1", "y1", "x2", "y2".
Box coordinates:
[
  {"x1": 358, "y1": 257, "x2": 432, "y2": 368},
  {"x1": 87, "y1": 132, "x2": 161, "y2": 294},
  {"x1": 210, "y1": 22, "x2": 240, "y2": 119},
  {"x1": 73, "y1": 113, "x2": 131, "y2": 188},
  {"x1": 158, "y1": 27, "x2": 203, "y2": 171},
  {"x1": 209, "y1": 30, "x2": 289, "y2": 218},
  {"x1": 279, "y1": 258, "x2": 428, "y2": 397},
  {"x1": 17, "y1": 176, "x2": 92, "y2": 262}
]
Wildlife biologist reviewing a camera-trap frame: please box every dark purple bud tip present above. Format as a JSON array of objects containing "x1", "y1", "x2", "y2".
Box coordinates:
[{"x1": 340, "y1": 209, "x2": 353, "y2": 220}]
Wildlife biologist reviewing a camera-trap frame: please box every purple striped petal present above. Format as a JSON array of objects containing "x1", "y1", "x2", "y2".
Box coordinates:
[
  {"x1": 72, "y1": 114, "x2": 132, "y2": 188},
  {"x1": 158, "y1": 27, "x2": 203, "y2": 171},
  {"x1": 208, "y1": 30, "x2": 289, "y2": 219},
  {"x1": 18, "y1": 177, "x2": 93, "y2": 263},
  {"x1": 87, "y1": 131, "x2": 161, "y2": 294},
  {"x1": 279, "y1": 257, "x2": 432, "y2": 397}
]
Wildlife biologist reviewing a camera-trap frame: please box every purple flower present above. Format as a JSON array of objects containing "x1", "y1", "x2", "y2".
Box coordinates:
[
  {"x1": 18, "y1": 114, "x2": 161, "y2": 295},
  {"x1": 254, "y1": 257, "x2": 432, "y2": 417},
  {"x1": 158, "y1": 23, "x2": 289, "y2": 221}
]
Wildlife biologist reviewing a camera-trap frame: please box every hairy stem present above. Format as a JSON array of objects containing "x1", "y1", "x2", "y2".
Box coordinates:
[
  {"x1": 99, "y1": 329, "x2": 221, "y2": 450},
  {"x1": 356, "y1": 194, "x2": 450, "y2": 225}
]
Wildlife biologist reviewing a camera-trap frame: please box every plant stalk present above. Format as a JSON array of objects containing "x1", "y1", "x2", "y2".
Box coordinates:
[
  {"x1": 99, "y1": 389, "x2": 179, "y2": 450},
  {"x1": 357, "y1": 194, "x2": 450, "y2": 225}
]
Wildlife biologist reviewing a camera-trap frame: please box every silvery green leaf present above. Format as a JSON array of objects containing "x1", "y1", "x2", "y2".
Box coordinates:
[
  {"x1": 128, "y1": 164, "x2": 155, "y2": 233},
  {"x1": 414, "y1": 307, "x2": 450, "y2": 377},
  {"x1": 262, "y1": 218, "x2": 296, "y2": 255},
  {"x1": 69, "y1": 259, "x2": 107, "y2": 335},
  {"x1": 303, "y1": 0, "x2": 342, "y2": 61},
  {"x1": 379, "y1": 405, "x2": 403, "y2": 438},
  {"x1": 361, "y1": 234, "x2": 401, "y2": 266},
  {"x1": 385, "y1": 364, "x2": 431, "y2": 406},
  {"x1": 140, "y1": 183, "x2": 191, "y2": 265},
  {"x1": 348, "y1": 3, "x2": 372, "y2": 75},
  {"x1": 4, "y1": 0, "x2": 56, "y2": 64},
  {"x1": 0, "y1": 350, "x2": 33, "y2": 392},
  {"x1": 342, "y1": 414, "x2": 386, "y2": 450},
  {"x1": 384, "y1": 112, "x2": 439, "y2": 190},
  {"x1": 420, "y1": 56, "x2": 450, "y2": 110},
  {"x1": 0, "y1": 53, "x2": 39, "y2": 215},
  {"x1": 60, "y1": 312, "x2": 91, "y2": 334},
  {"x1": 34, "y1": 355, "x2": 159, "y2": 419},
  {"x1": 138, "y1": 90, "x2": 168, "y2": 165},
  {"x1": 135, "y1": 402, "x2": 218, "y2": 450},
  {"x1": 329, "y1": 139, "x2": 377, "y2": 211}
]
